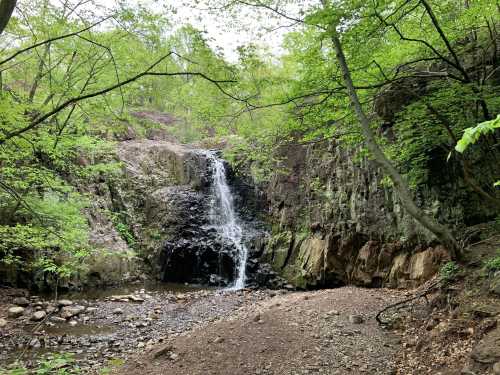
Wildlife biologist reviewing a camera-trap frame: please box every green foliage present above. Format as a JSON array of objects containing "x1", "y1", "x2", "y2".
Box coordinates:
[
  {"x1": 114, "y1": 222, "x2": 136, "y2": 247},
  {"x1": 455, "y1": 115, "x2": 500, "y2": 154},
  {"x1": 484, "y1": 252, "x2": 500, "y2": 274},
  {"x1": 1, "y1": 0, "x2": 499, "y2": 283},
  {"x1": 439, "y1": 261, "x2": 460, "y2": 283},
  {"x1": 108, "y1": 212, "x2": 136, "y2": 247},
  {"x1": 99, "y1": 358, "x2": 125, "y2": 375},
  {"x1": 0, "y1": 192, "x2": 91, "y2": 279},
  {"x1": 0, "y1": 353, "x2": 79, "y2": 375}
]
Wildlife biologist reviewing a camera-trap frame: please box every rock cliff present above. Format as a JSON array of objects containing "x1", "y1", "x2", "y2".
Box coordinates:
[{"x1": 256, "y1": 138, "x2": 498, "y2": 289}]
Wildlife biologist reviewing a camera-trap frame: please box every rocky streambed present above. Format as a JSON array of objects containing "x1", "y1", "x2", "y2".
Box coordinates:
[{"x1": 0, "y1": 284, "x2": 276, "y2": 373}]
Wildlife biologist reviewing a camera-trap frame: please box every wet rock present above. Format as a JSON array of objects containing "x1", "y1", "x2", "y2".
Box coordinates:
[
  {"x1": 8, "y1": 306, "x2": 25, "y2": 318},
  {"x1": 60, "y1": 305, "x2": 85, "y2": 319},
  {"x1": 58, "y1": 299, "x2": 73, "y2": 307},
  {"x1": 493, "y1": 362, "x2": 500, "y2": 375},
  {"x1": 348, "y1": 315, "x2": 364, "y2": 324},
  {"x1": 31, "y1": 311, "x2": 47, "y2": 321},
  {"x1": 13, "y1": 297, "x2": 30, "y2": 307},
  {"x1": 129, "y1": 295, "x2": 144, "y2": 303}
]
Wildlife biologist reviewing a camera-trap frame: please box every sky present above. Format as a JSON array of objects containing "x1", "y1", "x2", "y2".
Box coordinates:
[{"x1": 88, "y1": 0, "x2": 312, "y2": 61}]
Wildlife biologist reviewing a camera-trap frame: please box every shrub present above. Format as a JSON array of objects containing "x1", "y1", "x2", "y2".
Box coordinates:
[{"x1": 439, "y1": 261, "x2": 460, "y2": 283}]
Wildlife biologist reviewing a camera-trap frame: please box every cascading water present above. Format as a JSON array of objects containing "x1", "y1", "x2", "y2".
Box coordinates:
[{"x1": 204, "y1": 151, "x2": 248, "y2": 290}]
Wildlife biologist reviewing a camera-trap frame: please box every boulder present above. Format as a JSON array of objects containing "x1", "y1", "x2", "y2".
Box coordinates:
[
  {"x1": 13, "y1": 297, "x2": 30, "y2": 307},
  {"x1": 409, "y1": 246, "x2": 450, "y2": 282},
  {"x1": 0, "y1": 318, "x2": 7, "y2": 328},
  {"x1": 493, "y1": 362, "x2": 500, "y2": 375},
  {"x1": 60, "y1": 305, "x2": 85, "y2": 319},
  {"x1": 7, "y1": 306, "x2": 25, "y2": 318},
  {"x1": 31, "y1": 311, "x2": 47, "y2": 321},
  {"x1": 57, "y1": 299, "x2": 73, "y2": 307},
  {"x1": 471, "y1": 327, "x2": 500, "y2": 364}
]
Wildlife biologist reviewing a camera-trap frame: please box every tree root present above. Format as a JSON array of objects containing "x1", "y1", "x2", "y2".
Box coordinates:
[{"x1": 376, "y1": 280, "x2": 441, "y2": 326}]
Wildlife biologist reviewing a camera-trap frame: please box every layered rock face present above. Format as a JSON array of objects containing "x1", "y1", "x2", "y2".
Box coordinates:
[
  {"x1": 110, "y1": 140, "x2": 240, "y2": 286},
  {"x1": 88, "y1": 139, "x2": 277, "y2": 288},
  {"x1": 259, "y1": 140, "x2": 497, "y2": 289},
  {"x1": 79, "y1": 140, "x2": 211, "y2": 287}
]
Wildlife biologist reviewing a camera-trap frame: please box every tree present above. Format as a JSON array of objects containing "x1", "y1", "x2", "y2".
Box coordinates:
[
  {"x1": 0, "y1": 0, "x2": 240, "y2": 281},
  {"x1": 199, "y1": 0, "x2": 499, "y2": 252},
  {"x1": 0, "y1": 0, "x2": 16, "y2": 35},
  {"x1": 330, "y1": 32, "x2": 458, "y2": 253}
]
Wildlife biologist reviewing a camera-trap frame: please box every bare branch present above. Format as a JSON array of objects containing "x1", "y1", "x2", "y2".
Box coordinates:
[{"x1": 0, "y1": 52, "x2": 238, "y2": 144}]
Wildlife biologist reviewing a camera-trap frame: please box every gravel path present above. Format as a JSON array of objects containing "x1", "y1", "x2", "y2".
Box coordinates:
[{"x1": 116, "y1": 287, "x2": 404, "y2": 375}]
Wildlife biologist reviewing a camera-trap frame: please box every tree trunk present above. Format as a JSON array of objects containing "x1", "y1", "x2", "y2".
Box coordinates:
[
  {"x1": 331, "y1": 34, "x2": 458, "y2": 256},
  {"x1": 0, "y1": 0, "x2": 16, "y2": 35}
]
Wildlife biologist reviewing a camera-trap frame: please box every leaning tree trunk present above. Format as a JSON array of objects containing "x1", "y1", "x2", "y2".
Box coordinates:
[
  {"x1": 331, "y1": 34, "x2": 458, "y2": 256},
  {"x1": 0, "y1": 0, "x2": 16, "y2": 35}
]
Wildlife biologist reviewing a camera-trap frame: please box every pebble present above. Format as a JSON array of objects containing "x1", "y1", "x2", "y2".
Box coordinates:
[
  {"x1": 113, "y1": 308, "x2": 124, "y2": 315},
  {"x1": 214, "y1": 337, "x2": 224, "y2": 344},
  {"x1": 253, "y1": 313, "x2": 261, "y2": 322},
  {"x1": 69, "y1": 320, "x2": 78, "y2": 327}
]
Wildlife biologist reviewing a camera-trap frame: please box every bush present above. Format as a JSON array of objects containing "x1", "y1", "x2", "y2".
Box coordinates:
[
  {"x1": 484, "y1": 252, "x2": 500, "y2": 273},
  {"x1": 0, "y1": 353, "x2": 80, "y2": 375},
  {"x1": 439, "y1": 261, "x2": 460, "y2": 283}
]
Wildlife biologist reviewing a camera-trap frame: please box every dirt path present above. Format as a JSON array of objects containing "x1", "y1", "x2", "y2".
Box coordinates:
[{"x1": 116, "y1": 287, "x2": 403, "y2": 375}]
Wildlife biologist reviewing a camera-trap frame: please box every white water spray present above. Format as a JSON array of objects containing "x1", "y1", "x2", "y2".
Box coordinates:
[{"x1": 204, "y1": 151, "x2": 248, "y2": 290}]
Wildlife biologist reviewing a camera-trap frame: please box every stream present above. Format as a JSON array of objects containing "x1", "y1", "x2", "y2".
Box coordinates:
[{"x1": 0, "y1": 284, "x2": 275, "y2": 373}]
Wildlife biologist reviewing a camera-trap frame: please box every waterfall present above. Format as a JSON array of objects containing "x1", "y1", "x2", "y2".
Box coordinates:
[{"x1": 204, "y1": 151, "x2": 248, "y2": 290}]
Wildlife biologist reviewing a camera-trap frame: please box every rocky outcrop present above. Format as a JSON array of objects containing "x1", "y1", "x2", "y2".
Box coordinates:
[
  {"x1": 255, "y1": 138, "x2": 497, "y2": 289},
  {"x1": 84, "y1": 140, "x2": 275, "y2": 288}
]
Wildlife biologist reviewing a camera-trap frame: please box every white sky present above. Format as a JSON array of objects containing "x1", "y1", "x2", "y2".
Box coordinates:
[{"x1": 90, "y1": 0, "x2": 312, "y2": 61}]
